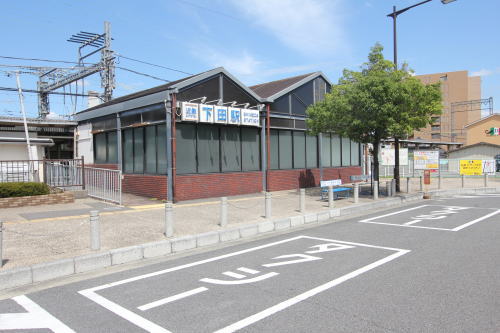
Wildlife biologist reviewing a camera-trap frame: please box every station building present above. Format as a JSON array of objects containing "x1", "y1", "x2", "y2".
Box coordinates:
[{"x1": 75, "y1": 67, "x2": 363, "y2": 201}]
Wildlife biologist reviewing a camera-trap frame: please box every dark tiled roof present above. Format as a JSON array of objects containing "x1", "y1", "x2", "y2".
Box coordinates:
[
  {"x1": 448, "y1": 141, "x2": 500, "y2": 153},
  {"x1": 77, "y1": 69, "x2": 213, "y2": 114},
  {"x1": 249, "y1": 73, "x2": 315, "y2": 99}
]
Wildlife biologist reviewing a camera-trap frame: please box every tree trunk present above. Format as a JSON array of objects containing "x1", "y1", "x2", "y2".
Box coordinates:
[
  {"x1": 372, "y1": 140, "x2": 380, "y2": 184},
  {"x1": 394, "y1": 137, "x2": 400, "y2": 192}
]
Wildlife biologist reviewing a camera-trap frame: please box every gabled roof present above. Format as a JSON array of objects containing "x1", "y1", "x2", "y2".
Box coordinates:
[
  {"x1": 447, "y1": 142, "x2": 500, "y2": 153},
  {"x1": 464, "y1": 113, "x2": 500, "y2": 128},
  {"x1": 250, "y1": 71, "x2": 332, "y2": 102},
  {"x1": 75, "y1": 67, "x2": 263, "y2": 121}
]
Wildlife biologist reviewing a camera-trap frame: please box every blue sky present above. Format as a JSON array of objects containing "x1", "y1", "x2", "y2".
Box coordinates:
[{"x1": 1, "y1": 0, "x2": 499, "y2": 118}]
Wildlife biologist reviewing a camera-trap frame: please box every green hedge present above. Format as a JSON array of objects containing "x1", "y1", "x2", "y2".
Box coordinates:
[{"x1": 0, "y1": 182, "x2": 50, "y2": 198}]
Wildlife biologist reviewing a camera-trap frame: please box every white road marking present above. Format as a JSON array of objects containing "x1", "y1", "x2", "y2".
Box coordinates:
[
  {"x1": 0, "y1": 295, "x2": 75, "y2": 332},
  {"x1": 452, "y1": 209, "x2": 500, "y2": 231},
  {"x1": 138, "y1": 287, "x2": 208, "y2": 311},
  {"x1": 200, "y1": 272, "x2": 279, "y2": 285},
  {"x1": 79, "y1": 236, "x2": 408, "y2": 332},
  {"x1": 262, "y1": 254, "x2": 322, "y2": 267},
  {"x1": 306, "y1": 243, "x2": 355, "y2": 254},
  {"x1": 223, "y1": 271, "x2": 246, "y2": 279},
  {"x1": 404, "y1": 219, "x2": 422, "y2": 225},
  {"x1": 359, "y1": 220, "x2": 453, "y2": 231},
  {"x1": 237, "y1": 267, "x2": 259, "y2": 274},
  {"x1": 214, "y1": 249, "x2": 410, "y2": 333},
  {"x1": 359, "y1": 205, "x2": 428, "y2": 222}
]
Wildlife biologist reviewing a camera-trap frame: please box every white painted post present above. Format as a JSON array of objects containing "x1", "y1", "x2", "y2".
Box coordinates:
[
  {"x1": 220, "y1": 197, "x2": 228, "y2": 227},
  {"x1": 461, "y1": 174, "x2": 465, "y2": 188},
  {"x1": 354, "y1": 183, "x2": 359, "y2": 203},
  {"x1": 391, "y1": 179, "x2": 396, "y2": 196},
  {"x1": 299, "y1": 188, "x2": 306, "y2": 213},
  {"x1": 373, "y1": 181, "x2": 379, "y2": 200},
  {"x1": 89, "y1": 210, "x2": 100, "y2": 251},
  {"x1": 165, "y1": 201, "x2": 174, "y2": 237},
  {"x1": 265, "y1": 192, "x2": 272, "y2": 219},
  {"x1": 328, "y1": 185, "x2": 334, "y2": 208},
  {"x1": 386, "y1": 181, "x2": 392, "y2": 197},
  {"x1": 0, "y1": 220, "x2": 3, "y2": 268},
  {"x1": 484, "y1": 173, "x2": 488, "y2": 187},
  {"x1": 419, "y1": 176, "x2": 423, "y2": 191},
  {"x1": 438, "y1": 175, "x2": 442, "y2": 189},
  {"x1": 406, "y1": 177, "x2": 411, "y2": 193}
]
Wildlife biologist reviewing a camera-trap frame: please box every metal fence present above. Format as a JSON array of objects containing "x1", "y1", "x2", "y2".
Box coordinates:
[
  {"x1": 84, "y1": 167, "x2": 122, "y2": 204},
  {"x1": 0, "y1": 159, "x2": 122, "y2": 204},
  {"x1": 379, "y1": 159, "x2": 497, "y2": 177}
]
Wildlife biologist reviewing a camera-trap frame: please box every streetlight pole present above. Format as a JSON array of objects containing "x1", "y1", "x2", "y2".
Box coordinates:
[{"x1": 387, "y1": 0, "x2": 456, "y2": 192}]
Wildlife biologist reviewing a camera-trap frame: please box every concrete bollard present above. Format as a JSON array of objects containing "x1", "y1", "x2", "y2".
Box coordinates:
[
  {"x1": 0, "y1": 220, "x2": 3, "y2": 268},
  {"x1": 373, "y1": 181, "x2": 379, "y2": 200},
  {"x1": 220, "y1": 197, "x2": 228, "y2": 227},
  {"x1": 299, "y1": 188, "x2": 306, "y2": 213},
  {"x1": 165, "y1": 201, "x2": 174, "y2": 237},
  {"x1": 484, "y1": 173, "x2": 488, "y2": 187},
  {"x1": 386, "y1": 181, "x2": 392, "y2": 197},
  {"x1": 265, "y1": 192, "x2": 272, "y2": 219},
  {"x1": 354, "y1": 183, "x2": 359, "y2": 203},
  {"x1": 419, "y1": 176, "x2": 423, "y2": 191},
  {"x1": 406, "y1": 177, "x2": 411, "y2": 193},
  {"x1": 391, "y1": 179, "x2": 396, "y2": 196},
  {"x1": 89, "y1": 210, "x2": 100, "y2": 251},
  {"x1": 328, "y1": 186, "x2": 334, "y2": 208},
  {"x1": 438, "y1": 175, "x2": 442, "y2": 189},
  {"x1": 461, "y1": 174, "x2": 465, "y2": 188}
]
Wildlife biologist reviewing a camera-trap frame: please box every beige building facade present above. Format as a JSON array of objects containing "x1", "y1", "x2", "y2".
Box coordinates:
[
  {"x1": 464, "y1": 114, "x2": 500, "y2": 146},
  {"x1": 414, "y1": 70, "x2": 481, "y2": 145}
]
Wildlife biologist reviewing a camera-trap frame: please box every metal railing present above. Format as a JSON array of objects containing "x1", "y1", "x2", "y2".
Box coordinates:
[
  {"x1": 45, "y1": 159, "x2": 85, "y2": 188},
  {"x1": 84, "y1": 167, "x2": 122, "y2": 204},
  {"x1": 379, "y1": 158, "x2": 498, "y2": 177}
]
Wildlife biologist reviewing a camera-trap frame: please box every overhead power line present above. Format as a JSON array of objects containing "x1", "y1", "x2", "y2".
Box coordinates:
[
  {"x1": 0, "y1": 86, "x2": 94, "y2": 97},
  {"x1": 116, "y1": 66, "x2": 170, "y2": 82},
  {"x1": 116, "y1": 53, "x2": 193, "y2": 75},
  {"x1": 0, "y1": 55, "x2": 89, "y2": 65}
]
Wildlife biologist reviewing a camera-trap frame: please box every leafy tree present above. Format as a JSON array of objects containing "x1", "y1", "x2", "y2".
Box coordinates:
[{"x1": 306, "y1": 43, "x2": 442, "y2": 185}]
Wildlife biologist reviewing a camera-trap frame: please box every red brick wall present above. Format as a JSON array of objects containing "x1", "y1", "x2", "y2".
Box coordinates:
[
  {"x1": 268, "y1": 166, "x2": 362, "y2": 191},
  {"x1": 122, "y1": 174, "x2": 167, "y2": 199},
  {"x1": 175, "y1": 172, "x2": 262, "y2": 201}
]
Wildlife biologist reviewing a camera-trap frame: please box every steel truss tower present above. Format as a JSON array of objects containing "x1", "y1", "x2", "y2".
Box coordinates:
[{"x1": 37, "y1": 21, "x2": 115, "y2": 118}]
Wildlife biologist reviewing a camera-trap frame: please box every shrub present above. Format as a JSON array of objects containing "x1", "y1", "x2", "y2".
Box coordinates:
[{"x1": 0, "y1": 182, "x2": 50, "y2": 198}]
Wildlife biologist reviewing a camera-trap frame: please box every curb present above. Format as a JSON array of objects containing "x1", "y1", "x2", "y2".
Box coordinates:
[{"x1": 0, "y1": 188, "x2": 496, "y2": 292}]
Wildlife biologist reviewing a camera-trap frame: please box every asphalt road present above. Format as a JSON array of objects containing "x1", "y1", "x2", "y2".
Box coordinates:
[{"x1": 1, "y1": 194, "x2": 499, "y2": 332}]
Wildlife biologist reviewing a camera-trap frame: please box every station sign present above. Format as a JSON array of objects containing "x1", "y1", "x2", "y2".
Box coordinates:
[
  {"x1": 320, "y1": 179, "x2": 342, "y2": 187},
  {"x1": 181, "y1": 102, "x2": 259, "y2": 127},
  {"x1": 486, "y1": 127, "x2": 499, "y2": 136}
]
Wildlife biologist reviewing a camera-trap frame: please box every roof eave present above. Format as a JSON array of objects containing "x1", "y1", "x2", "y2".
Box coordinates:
[{"x1": 265, "y1": 72, "x2": 332, "y2": 102}]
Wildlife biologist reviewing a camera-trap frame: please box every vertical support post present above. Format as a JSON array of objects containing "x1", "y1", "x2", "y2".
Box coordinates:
[
  {"x1": 299, "y1": 188, "x2": 306, "y2": 213},
  {"x1": 165, "y1": 92, "x2": 173, "y2": 202},
  {"x1": 328, "y1": 185, "x2": 334, "y2": 208},
  {"x1": 220, "y1": 197, "x2": 228, "y2": 227},
  {"x1": 484, "y1": 173, "x2": 488, "y2": 187},
  {"x1": 89, "y1": 210, "x2": 100, "y2": 250},
  {"x1": 407, "y1": 177, "x2": 411, "y2": 193},
  {"x1": 318, "y1": 133, "x2": 323, "y2": 182},
  {"x1": 461, "y1": 174, "x2": 465, "y2": 188},
  {"x1": 373, "y1": 181, "x2": 379, "y2": 200},
  {"x1": 354, "y1": 183, "x2": 359, "y2": 203},
  {"x1": 116, "y1": 113, "x2": 122, "y2": 171},
  {"x1": 260, "y1": 113, "x2": 267, "y2": 192},
  {"x1": 386, "y1": 181, "x2": 392, "y2": 197},
  {"x1": 265, "y1": 192, "x2": 272, "y2": 219},
  {"x1": 81, "y1": 155, "x2": 86, "y2": 190},
  {"x1": 438, "y1": 175, "x2": 442, "y2": 189},
  {"x1": 0, "y1": 220, "x2": 3, "y2": 268},
  {"x1": 391, "y1": 179, "x2": 396, "y2": 197},
  {"x1": 165, "y1": 201, "x2": 174, "y2": 237},
  {"x1": 419, "y1": 176, "x2": 423, "y2": 191}
]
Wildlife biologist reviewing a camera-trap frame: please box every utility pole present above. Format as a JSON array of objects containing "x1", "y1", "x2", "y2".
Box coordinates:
[
  {"x1": 15, "y1": 72, "x2": 34, "y2": 165},
  {"x1": 38, "y1": 21, "x2": 115, "y2": 118}
]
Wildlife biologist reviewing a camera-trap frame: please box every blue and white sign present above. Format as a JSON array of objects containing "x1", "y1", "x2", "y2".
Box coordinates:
[
  {"x1": 199, "y1": 104, "x2": 215, "y2": 123},
  {"x1": 214, "y1": 106, "x2": 228, "y2": 124},
  {"x1": 181, "y1": 102, "x2": 199, "y2": 121},
  {"x1": 228, "y1": 107, "x2": 242, "y2": 125},
  {"x1": 241, "y1": 109, "x2": 260, "y2": 126}
]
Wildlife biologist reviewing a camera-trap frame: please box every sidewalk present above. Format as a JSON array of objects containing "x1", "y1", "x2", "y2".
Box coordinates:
[{"x1": 1, "y1": 177, "x2": 498, "y2": 271}]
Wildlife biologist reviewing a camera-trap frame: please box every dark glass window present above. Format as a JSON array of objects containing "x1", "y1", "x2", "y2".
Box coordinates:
[
  {"x1": 279, "y1": 130, "x2": 293, "y2": 169},
  {"x1": 242, "y1": 128, "x2": 260, "y2": 171},
  {"x1": 351, "y1": 141, "x2": 360, "y2": 166},
  {"x1": 157, "y1": 125, "x2": 167, "y2": 174},
  {"x1": 221, "y1": 127, "x2": 241, "y2": 172},
  {"x1": 94, "y1": 131, "x2": 118, "y2": 164},
  {"x1": 197, "y1": 125, "x2": 220, "y2": 173},
  {"x1": 293, "y1": 131, "x2": 306, "y2": 169},
  {"x1": 123, "y1": 129, "x2": 134, "y2": 173},
  {"x1": 270, "y1": 130, "x2": 279, "y2": 170},
  {"x1": 306, "y1": 134, "x2": 318, "y2": 168},
  {"x1": 145, "y1": 126, "x2": 157, "y2": 174},
  {"x1": 94, "y1": 133, "x2": 107, "y2": 164},
  {"x1": 176, "y1": 123, "x2": 197, "y2": 174},
  {"x1": 321, "y1": 133, "x2": 331, "y2": 167},
  {"x1": 332, "y1": 134, "x2": 341, "y2": 166},
  {"x1": 341, "y1": 136, "x2": 351, "y2": 167}
]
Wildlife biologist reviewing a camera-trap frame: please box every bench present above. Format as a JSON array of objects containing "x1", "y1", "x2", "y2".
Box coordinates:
[{"x1": 320, "y1": 187, "x2": 351, "y2": 200}]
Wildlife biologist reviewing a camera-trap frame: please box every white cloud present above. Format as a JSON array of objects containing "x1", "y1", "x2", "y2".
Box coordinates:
[
  {"x1": 227, "y1": 0, "x2": 346, "y2": 58},
  {"x1": 471, "y1": 69, "x2": 494, "y2": 77}
]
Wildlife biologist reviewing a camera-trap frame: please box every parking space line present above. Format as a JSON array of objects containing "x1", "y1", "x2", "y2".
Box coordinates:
[
  {"x1": 214, "y1": 249, "x2": 410, "y2": 333},
  {"x1": 223, "y1": 271, "x2": 246, "y2": 279},
  {"x1": 138, "y1": 287, "x2": 208, "y2": 311},
  {"x1": 358, "y1": 220, "x2": 453, "y2": 231},
  {"x1": 359, "y1": 205, "x2": 428, "y2": 223},
  {"x1": 452, "y1": 209, "x2": 500, "y2": 231}
]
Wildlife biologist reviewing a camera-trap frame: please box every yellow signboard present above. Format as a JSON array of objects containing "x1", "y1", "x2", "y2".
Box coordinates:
[{"x1": 459, "y1": 160, "x2": 483, "y2": 175}]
